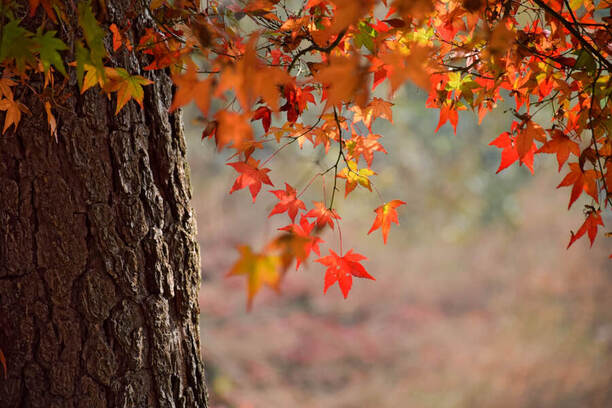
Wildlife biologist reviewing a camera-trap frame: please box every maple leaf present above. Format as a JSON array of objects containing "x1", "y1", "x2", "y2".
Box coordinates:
[
  {"x1": 227, "y1": 245, "x2": 281, "y2": 310},
  {"x1": 337, "y1": 160, "x2": 375, "y2": 197},
  {"x1": 216, "y1": 36, "x2": 290, "y2": 111},
  {"x1": 44, "y1": 101, "x2": 57, "y2": 141},
  {"x1": 110, "y1": 23, "x2": 123, "y2": 51},
  {"x1": 0, "y1": 20, "x2": 36, "y2": 73},
  {"x1": 215, "y1": 111, "x2": 255, "y2": 151},
  {"x1": 77, "y1": 2, "x2": 106, "y2": 73},
  {"x1": 304, "y1": 201, "x2": 341, "y2": 230},
  {"x1": 33, "y1": 29, "x2": 68, "y2": 76},
  {"x1": 557, "y1": 162, "x2": 599, "y2": 209},
  {"x1": 277, "y1": 217, "x2": 324, "y2": 269},
  {"x1": 368, "y1": 200, "x2": 406, "y2": 244},
  {"x1": 515, "y1": 120, "x2": 546, "y2": 163},
  {"x1": 536, "y1": 130, "x2": 580, "y2": 171},
  {"x1": 104, "y1": 68, "x2": 154, "y2": 114},
  {"x1": 345, "y1": 133, "x2": 387, "y2": 168},
  {"x1": 567, "y1": 209, "x2": 604, "y2": 248},
  {"x1": 29, "y1": 0, "x2": 59, "y2": 22},
  {"x1": 435, "y1": 103, "x2": 459, "y2": 134},
  {"x1": 251, "y1": 106, "x2": 272, "y2": 133},
  {"x1": 0, "y1": 97, "x2": 31, "y2": 134},
  {"x1": 350, "y1": 97, "x2": 393, "y2": 130},
  {"x1": 313, "y1": 54, "x2": 368, "y2": 109},
  {"x1": 268, "y1": 183, "x2": 306, "y2": 221},
  {"x1": 109, "y1": 23, "x2": 133, "y2": 52},
  {"x1": 489, "y1": 131, "x2": 536, "y2": 174},
  {"x1": 316, "y1": 249, "x2": 374, "y2": 298},
  {"x1": 228, "y1": 157, "x2": 273, "y2": 202},
  {"x1": 0, "y1": 77, "x2": 16, "y2": 100},
  {"x1": 169, "y1": 61, "x2": 212, "y2": 114}
]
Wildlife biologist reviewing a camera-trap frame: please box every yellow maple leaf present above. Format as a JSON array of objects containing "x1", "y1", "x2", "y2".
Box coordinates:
[
  {"x1": 337, "y1": 160, "x2": 375, "y2": 196},
  {"x1": 227, "y1": 245, "x2": 281, "y2": 309}
]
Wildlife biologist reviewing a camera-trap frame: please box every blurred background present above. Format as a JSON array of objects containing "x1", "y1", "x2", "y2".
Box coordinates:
[{"x1": 185, "y1": 84, "x2": 612, "y2": 408}]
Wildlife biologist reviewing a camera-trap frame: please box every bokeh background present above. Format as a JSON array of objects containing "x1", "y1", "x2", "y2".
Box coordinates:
[{"x1": 185, "y1": 84, "x2": 611, "y2": 408}]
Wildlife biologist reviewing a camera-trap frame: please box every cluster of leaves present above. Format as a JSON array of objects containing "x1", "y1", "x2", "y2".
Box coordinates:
[{"x1": 0, "y1": 0, "x2": 610, "y2": 309}]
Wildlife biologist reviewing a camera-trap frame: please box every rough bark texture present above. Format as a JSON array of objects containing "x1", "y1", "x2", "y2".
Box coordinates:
[{"x1": 0, "y1": 2, "x2": 208, "y2": 407}]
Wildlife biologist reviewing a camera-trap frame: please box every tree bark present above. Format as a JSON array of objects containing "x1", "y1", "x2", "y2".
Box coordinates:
[{"x1": 0, "y1": 2, "x2": 209, "y2": 407}]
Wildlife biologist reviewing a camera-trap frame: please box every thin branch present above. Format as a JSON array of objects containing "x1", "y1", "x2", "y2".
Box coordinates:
[
  {"x1": 530, "y1": 0, "x2": 612, "y2": 71},
  {"x1": 328, "y1": 106, "x2": 344, "y2": 209},
  {"x1": 588, "y1": 69, "x2": 612, "y2": 208},
  {"x1": 287, "y1": 29, "x2": 347, "y2": 73}
]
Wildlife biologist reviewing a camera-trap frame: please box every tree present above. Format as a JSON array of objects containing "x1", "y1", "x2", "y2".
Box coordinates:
[
  {"x1": 0, "y1": 0, "x2": 610, "y2": 405},
  {"x1": 0, "y1": 2, "x2": 208, "y2": 407}
]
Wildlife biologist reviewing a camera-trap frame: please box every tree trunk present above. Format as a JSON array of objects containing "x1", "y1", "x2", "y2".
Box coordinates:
[{"x1": 0, "y1": 2, "x2": 208, "y2": 407}]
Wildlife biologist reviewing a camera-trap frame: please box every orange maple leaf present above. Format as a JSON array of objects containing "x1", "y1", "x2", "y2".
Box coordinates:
[
  {"x1": 227, "y1": 157, "x2": 273, "y2": 202},
  {"x1": 313, "y1": 54, "x2": 368, "y2": 109},
  {"x1": 215, "y1": 111, "x2": 255, "y2": 151},
  {"x1": 169, "y1": 61, "x2": 212, "y2": 114},
  {"x1": 216, "y1": 36, "x2": 289, "y2": 111},
  {"x1": 0, "y1": 97, "x2": 30, "y2": 134},
  {"x1": 103, "y1": 68, "x2": 153, "y2": 114},
  {"x1": 368, "y1": 199, "x2": 406, "y2": 244},
  {"x1": 345, "y1": 132, "x2": 387, "y2": 168},
  {"x1": 316, "y1": 249, "x2": 374, "y2": 298},
  {"x1": 536, "y1": 130, "x2": 580, "y2": 171},
  {"x1": 350, "y1": 97, "x2": 393, "y2": 130},
  {"x1": 516, "y1": 120, "x2": 546, "y2": 163}
]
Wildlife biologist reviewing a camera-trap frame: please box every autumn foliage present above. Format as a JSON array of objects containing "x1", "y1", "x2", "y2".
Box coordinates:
[{"x1": 0, "y1": 0, "x2": 610, "y2": 312}]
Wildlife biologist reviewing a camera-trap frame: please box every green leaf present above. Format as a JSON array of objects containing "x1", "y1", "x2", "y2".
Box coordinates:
[
  {"x1": 0, "y1": 20, "x2": 36, "y2": 72},
  {"x1": 574, "y1": 49, "x2": 596, "y2": 73},
  {"x1": 354, "y1": 21, "x2": 376, "y2": 53},
  {"x1": 78, "y1": 1, "x2": 106, "y2": 71},
  {"x1": 34, "y1": 29, "x2": 68, "y2": 76},
  {"x1": 75, "y1": 41, "x2": 89, "y2": 90}
]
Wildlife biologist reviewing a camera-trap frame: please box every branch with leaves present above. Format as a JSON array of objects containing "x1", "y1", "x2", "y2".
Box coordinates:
[{"x1": 0, "y1": 0, "x2": 610, "y2": 310}]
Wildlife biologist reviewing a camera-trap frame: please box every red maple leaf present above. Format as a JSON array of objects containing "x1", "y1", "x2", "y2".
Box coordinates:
[
  {"x1": 368, "y1": 200, "x2": 406, "y2": 244},
  {"x1": 268, "y1": 183, "x2": 306, "y2": 221},
  {"x1": 252, "y1": 105, "x2": 272, "y2": 133},
  {"x1": 304, "y1": 201, "x2": 341, "y2": 230},
  {"x1": 489, "y1": 131, "x2": 536, "y2": 174},
  {"x1": 557, "y1": 162, "x2": 599, "y2": 209},
  {"x1": 567, "y1": 209, "x2": 604, "y2": 248},
  {"x1": 316, "y1": 249, "x2": 374, "y2": 298},
  {"x1": 434, "y1": 103, "x2": 458, "y2": 134},
  {"x1": 278, "y1": 216, "x2": 324, "y2": 269},
  {"x1": 228, "y1": 158, "x2": 273, "y2": 202}
]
